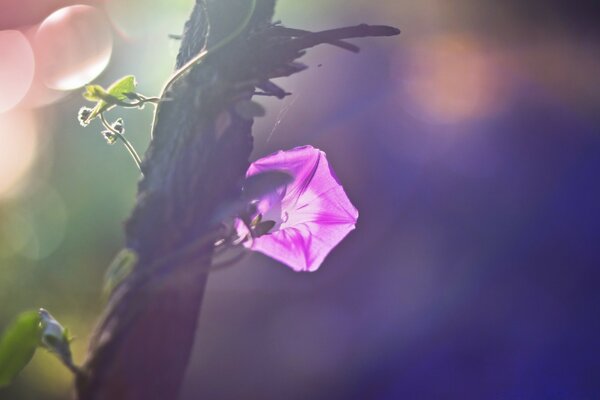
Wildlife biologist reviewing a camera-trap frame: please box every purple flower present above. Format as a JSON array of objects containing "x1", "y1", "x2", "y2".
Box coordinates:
[{"x1": 236, "y1": 145, "x2": 358, "y2": 272}]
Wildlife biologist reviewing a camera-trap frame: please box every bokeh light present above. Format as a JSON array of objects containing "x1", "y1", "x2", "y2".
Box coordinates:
[
  {"x1": 0, "y1": 111, "x2": 38, "y2": 198},
  {"x1": 18, "y1": 24, "x2": 68, "y2": 109},
  {"x1": 393, "y1": 34, "x2": 506, "y2": 125},
  {"x1": 35, "y1": 5, "x2": 113, "y2": 91},
  {"x1": 0, "y1": 30, "x2": 35, "y2": 113}
]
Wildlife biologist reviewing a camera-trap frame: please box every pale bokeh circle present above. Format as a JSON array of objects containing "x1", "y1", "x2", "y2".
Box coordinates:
[
  {"x1": 0, "y1": 112, "x2": 38, "y2": 197},
  {"x1": 18, "y1": 24, "x2": 68, "y2": 109},
  {"x1": 35, "y1": 5, "x2": 113, "y2": 91},
  {"x1": 393, "y1": 34, "x2": 503, "y2": 125},
  {"x1": 0, "y1": 30, "x2": 35, "y2": 113}
]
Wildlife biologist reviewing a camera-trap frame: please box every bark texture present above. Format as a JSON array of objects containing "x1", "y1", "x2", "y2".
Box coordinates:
[{"x1": 75, "y1": 1, "x2": 399, "y2": 399}]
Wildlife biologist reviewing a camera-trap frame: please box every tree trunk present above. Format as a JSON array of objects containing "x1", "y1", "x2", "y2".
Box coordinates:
[{"x1": 74, "y1": 1, "x2": 399, "y2": 398}]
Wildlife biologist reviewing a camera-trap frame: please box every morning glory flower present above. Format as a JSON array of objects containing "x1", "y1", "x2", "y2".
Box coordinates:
[{"x1": 237, "y1": 145, "x2": 358, "y2": 272}]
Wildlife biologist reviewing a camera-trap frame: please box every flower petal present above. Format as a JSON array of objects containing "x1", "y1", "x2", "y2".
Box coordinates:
[
  {"x1": 242, "y1": 146, "x2": 358, "y2": 271},
  {"x1": 249, "y1": 220, "x2": 356, "y2": 272}
]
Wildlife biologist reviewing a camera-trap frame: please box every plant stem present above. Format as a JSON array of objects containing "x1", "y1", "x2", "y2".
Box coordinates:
[
  {"x1": 116, "y1": 132, "x2": 143, "y2": 172},
  {"x1": 122, "y1": 97, "x2": 161, "y2": 108},
  {"x1": 160, "y1": 0, "x2": 257, "y2": 96},
  {"x1": 99, "y1": 114, "x2": 143, "y2": 172}
]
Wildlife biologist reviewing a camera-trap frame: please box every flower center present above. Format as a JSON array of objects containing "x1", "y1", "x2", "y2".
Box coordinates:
[{"x1": 257, "y1": 193, "x2": 284, "y2": 231}]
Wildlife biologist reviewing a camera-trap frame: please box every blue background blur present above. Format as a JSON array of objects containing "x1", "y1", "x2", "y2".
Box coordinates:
[{"x1": 1, "y1": 0, "x2": 599, "y2": 399}]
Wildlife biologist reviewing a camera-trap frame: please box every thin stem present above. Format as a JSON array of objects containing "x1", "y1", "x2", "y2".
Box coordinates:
[
  {"x1": 123, "y1": 97, "x2": 161, "y2": 108},
  {"x1": 116, "y1": 132, "x2": 143, "y2": 172},
  {"x1": 111, "y1": 97, "x2": 160, "y2": 109},
  {"x1": 147, "y1": 0, "x2": 257, "y2": 142},
  {"x1": 99, "y1": 114, "x2": 143, "y2": 173},
  {"x1": 160, "y1": 0, "x2": 257, "y2": 95}
]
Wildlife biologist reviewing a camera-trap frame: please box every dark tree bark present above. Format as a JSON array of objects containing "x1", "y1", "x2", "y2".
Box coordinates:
[{"x1": 74, "y1": 1, "x2": 399, "y2": 399}]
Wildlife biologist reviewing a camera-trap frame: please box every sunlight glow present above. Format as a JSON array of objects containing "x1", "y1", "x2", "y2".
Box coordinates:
[{"x1": 105, "y1": 0, "x2": 193, "y2": 39}]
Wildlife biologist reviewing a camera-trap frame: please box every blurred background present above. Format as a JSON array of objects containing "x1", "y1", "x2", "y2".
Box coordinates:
[{"x1": 1, "y1": 0, "x2": 599, "y2": 399}]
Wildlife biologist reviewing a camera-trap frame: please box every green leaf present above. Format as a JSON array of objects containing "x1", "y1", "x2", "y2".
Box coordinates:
[
  {"x1": 0, "y1": 311, "x2": 42, "y2": 387},
  {"x1": 103, "y1": 248, "x2": 139, "y2": 296},
  {"x1": 82, "y1": 84, "x2": 110, "y2": 102},
  {"x1": 83, "y1": 75, "x2": 137, "y2": 123},
  {"x1": 106, "y1": 75, "x2": 137, "y2": 100}
]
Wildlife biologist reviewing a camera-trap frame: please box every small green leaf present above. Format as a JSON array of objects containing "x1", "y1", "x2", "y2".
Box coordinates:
[
  {"x1": 62, "y1": 328, "x2": 74, "y2": 345},
  {"x1": 83, "y1": 75, "x2": 137, "y2": 123},
  {"x1": 104, "y1": 248, "x2": 139, "y2": 296},
  {"x1": 106, "y1": 75, "x2": 137, "y2": 99},
  {"x1": 0, "y1": 311, "x2": 42, "y2": 387},
  {"x1": 82, "y1": 85, "x2": 110, "y2": 102}
]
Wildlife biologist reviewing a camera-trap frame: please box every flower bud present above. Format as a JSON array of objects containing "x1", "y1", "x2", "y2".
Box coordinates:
[
  {"x1": 102, "y1": 130, "x2": 117, "y2": 145},
  {"x1": 77, "y1": 107, "x2": 93, "y2": 126}
]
